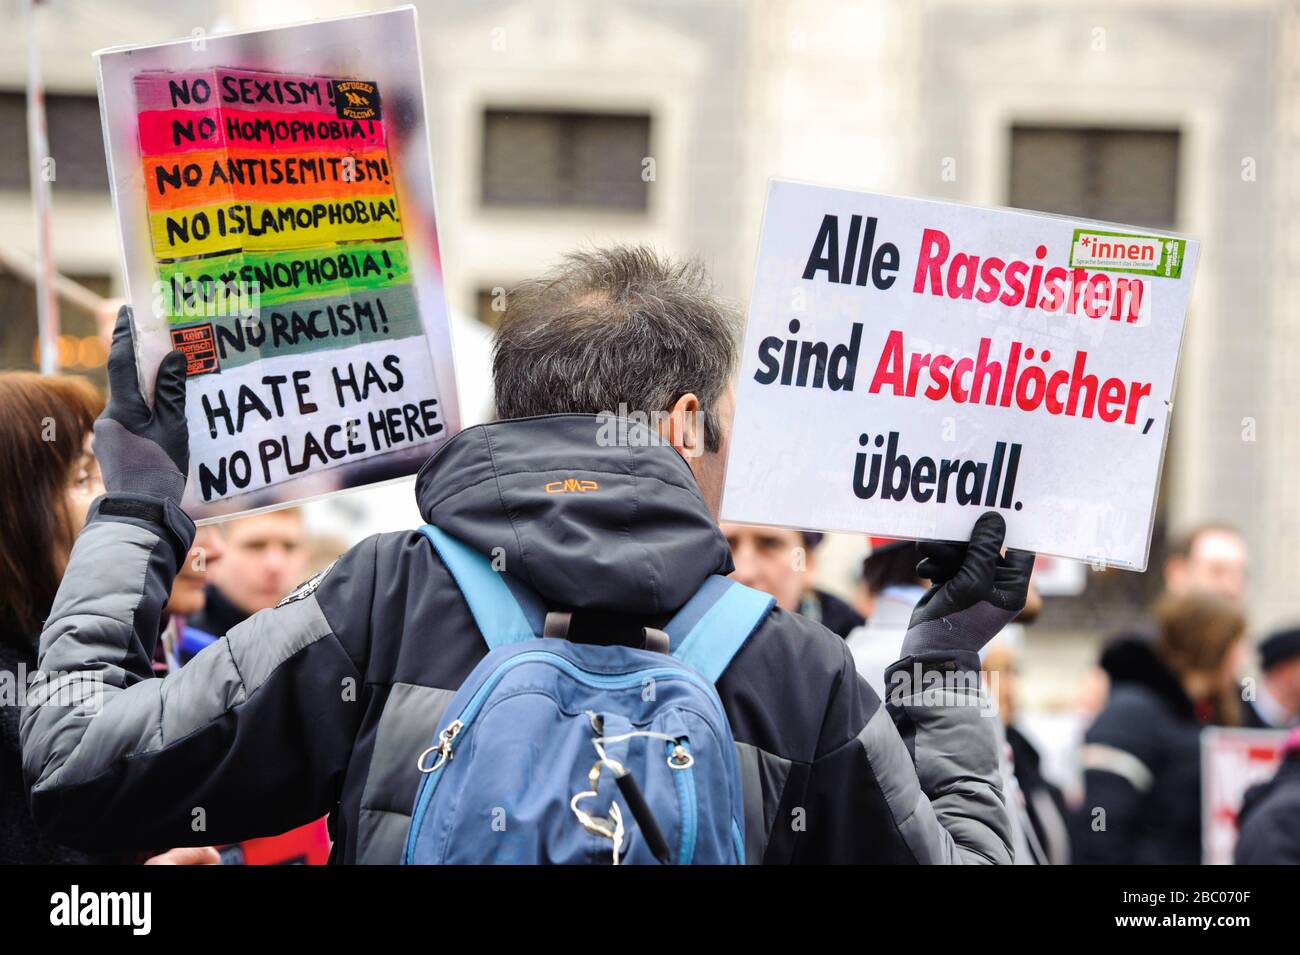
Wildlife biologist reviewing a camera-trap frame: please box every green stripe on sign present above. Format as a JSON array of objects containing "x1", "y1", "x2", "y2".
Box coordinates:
[
  {"x1": 159, "y1": 240, "x2": 412, "y2": 318},
  {"x1": 195, "y1": 282, "x2": 423, "y2": 373}
]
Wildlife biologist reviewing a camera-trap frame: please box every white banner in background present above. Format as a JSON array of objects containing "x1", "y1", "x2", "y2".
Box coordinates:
[{"x1": 1201, "y1": 727, "x2": 1285, "y2": 865}]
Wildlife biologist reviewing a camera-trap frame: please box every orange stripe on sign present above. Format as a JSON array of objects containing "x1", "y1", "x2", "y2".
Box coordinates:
[{"x1": 143, "y1": 149, "x2": 397, "y2": 211}]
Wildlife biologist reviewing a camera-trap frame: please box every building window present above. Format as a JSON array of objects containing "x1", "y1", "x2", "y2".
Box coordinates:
[
  {"x1": 0, "y1": 271, "x2": 111, "y2": 385},
  {"x1": 481, "y1": 108, "x2": 651, "y2": 211},
  {"x1": 1008, "y1": 125, "x2": 1180, "y2": 230},
  {"x1": 0, "y1": 91, "x2": 109, "y2": 193}
]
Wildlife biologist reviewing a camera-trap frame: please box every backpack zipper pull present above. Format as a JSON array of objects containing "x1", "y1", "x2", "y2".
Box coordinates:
[
  {"x1": 668, "y1": 742, "x2": 694, "y2": 770},
  {"x1": 416, "y1": 719, "x2": 464, "y2": 773}
]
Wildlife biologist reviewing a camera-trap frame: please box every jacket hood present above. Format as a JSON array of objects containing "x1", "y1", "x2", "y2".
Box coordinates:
[
  {"x1": 413, "y1": 414, "x2": 734, "y2": 615},
  {"x1": 1100, "y1": 634, "x2": 1196, "y2": 721}
]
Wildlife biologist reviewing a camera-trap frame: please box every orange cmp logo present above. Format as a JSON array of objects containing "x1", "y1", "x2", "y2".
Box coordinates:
[{"x1": 545, "y1": 478, "x2": 599, "y2": 494}]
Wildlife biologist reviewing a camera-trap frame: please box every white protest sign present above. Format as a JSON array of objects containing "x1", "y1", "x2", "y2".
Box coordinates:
[
  {"x1": 1200, "y1": 727, "x2": 1285, "y2": 865},
  {"x1": 722, "y1": 181, "x2": 1199, "y2": 569},
  {"x1": 95, "y1": 8, "x2": 459, "y2": 521}
]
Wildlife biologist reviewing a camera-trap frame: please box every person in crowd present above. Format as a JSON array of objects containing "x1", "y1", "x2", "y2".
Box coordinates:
[
  {"x1": 1240, "y1": 627, "x2": 1300, "y2": 729},
  {"x1": 167, "y1": 526, "x2": 227, "y2": 617},
  {"x1": 1074, "y1": 592, "x2": 1247, "y2": 864},
  {"x1": 796, "y1": 532, "x2": 864, "y2": 638},
  {"x1": 22, "y1": 250, "x2": 1025, "y2": 865},
  {"x1": 186, "y1": 508, "x2": 310, "y2": 655},
  {"x1": 1162, "y1": 523, "x2": 1248, "y2": 605},
  {"x1": 1234, "y1": 725, "x2": 1300, "y2": 864},
  {"x1": 158, "y1": 525, "x2": 227, "y2": 671},
  {"x1": 0, "y1": 372, "x2": 216, "y2": 865},
  {"x1": 982, "y1": 618, "x2": 1071, "y2": 865},
  {"x1": 845, "y1": 538, "x2": 927, "y2": 695},
  {"x1": 0, "y1": 373, "x2": 109, "y2": 864},
  {"x1": 1086, "y1": 522, "x2": 1249, "y2": 714},
  {"x1": 721, "y1": 525, "x2": 862, "y2": 638}
]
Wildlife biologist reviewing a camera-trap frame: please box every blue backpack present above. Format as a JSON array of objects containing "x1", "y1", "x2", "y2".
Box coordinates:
[{"x1": 402, "y1": 525, "x2": 774, "y2": 865}]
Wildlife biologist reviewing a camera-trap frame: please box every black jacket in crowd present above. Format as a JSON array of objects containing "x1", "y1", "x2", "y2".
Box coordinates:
[
  {"x1": 1006, "y1": 724, "x2": 1072, "y2": 865},
  {"x1": 0, "y1": 621, "x2": 109, "y2": 864},
  {"x1": 1073, "y1": 635, "x2": 1204, "y2": 865},
  {"x1": 1234, "y1": 746, "x2": 1300, "y2": 864},
  {"x1": 186, "y1": 583, "x2": 249, "y2": 640},
  {"x1": 800, "y1": 589, "x2": 865, "y2": 640}
]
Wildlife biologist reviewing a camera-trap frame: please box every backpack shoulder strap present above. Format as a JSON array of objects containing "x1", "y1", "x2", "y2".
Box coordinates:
[
  {"x1": 665, "y1": 576, "x2": 775, "y2": 683},
  {"x1": 418, "y1": 525, "x2": 544, "y2": 651}
]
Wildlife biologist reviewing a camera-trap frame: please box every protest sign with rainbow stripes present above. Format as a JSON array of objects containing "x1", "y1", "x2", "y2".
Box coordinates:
[{"x1": 121, "y1": 62, "x2": 447, "y2": 514}]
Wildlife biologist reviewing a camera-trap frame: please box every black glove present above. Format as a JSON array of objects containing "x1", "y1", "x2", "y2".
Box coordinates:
[
  {"x1": 900, "y1": 511, "x2": 1035, "y2": 659},
  {"x1": 92, "y1": 306, "x2": 190, "y2": 504}
]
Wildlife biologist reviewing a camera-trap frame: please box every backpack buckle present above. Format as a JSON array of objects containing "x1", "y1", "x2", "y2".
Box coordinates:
[{"x1": 642, "y1": 627, "x2": 670, "y2": 654}]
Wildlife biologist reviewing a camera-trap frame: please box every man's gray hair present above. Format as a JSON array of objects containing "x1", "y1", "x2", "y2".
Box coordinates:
[{"x1": 492, "y1": 245, "x2": 741, "y2": 451}]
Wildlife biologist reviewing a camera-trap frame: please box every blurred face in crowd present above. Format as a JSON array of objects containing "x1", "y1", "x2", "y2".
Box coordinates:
[
  {"x1": 64, "y1": 434, "x2": 104, "y2": 533},
  {"x1": 981, "y1": 644, "x2": 1018, "y2": 724},
  {"x1": 1266, "y1": 657, "x2": 1300, "y2": 714},
  {"x1": 167, "y1": 526, "x2": 226, "y2": 617},
  {"x1": 1164, "y1": 529, "x2": 1248, "y2": 603},
  {"x1": 209, "y1": 510, "x2": 309, "y2": 615},
  {"x1": 852, "y1": 578, "x2": 875, "y2": 619},
  {"x1": 721, "y1": 523, "x2": 809, "y2": 612},
  {"x1": 1018, "y1": 580, "x2": 1043, "y2": 624}
]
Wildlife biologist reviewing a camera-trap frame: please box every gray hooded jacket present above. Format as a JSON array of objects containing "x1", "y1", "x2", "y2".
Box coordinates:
[{"x1": 22, "y1": 414, "x2": 1010, "y2": 864}]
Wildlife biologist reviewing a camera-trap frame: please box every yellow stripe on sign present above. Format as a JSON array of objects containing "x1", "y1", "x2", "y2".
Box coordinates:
[{"x1": 148, "y1": 194, "x2": 403, "y2": 259}]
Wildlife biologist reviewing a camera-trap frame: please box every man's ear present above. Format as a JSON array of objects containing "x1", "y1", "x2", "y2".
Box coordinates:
[{"x1": 658, "y1": 393, "x2": 703, "y2": 460}]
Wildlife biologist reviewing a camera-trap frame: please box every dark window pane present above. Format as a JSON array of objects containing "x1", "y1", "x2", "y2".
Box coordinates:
[
  {"x1": 0, "y1": 271, "x2": 37, "y2": 367},
  {"x1": 0, "y1": 91, "x2": 109, "y2": 193},
  {"x1": 1008, "y1": 126, "x2": 1179, "y2": 230},
  {"x1": 0, "y1": 271, "x2": 109, "y2": 385},
  {"x1": 482, "y1": 109, "x2": 650, "y2": 211},
  {"x1": 0, "y1": 93, "x2": 27, "y2": 190}
]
